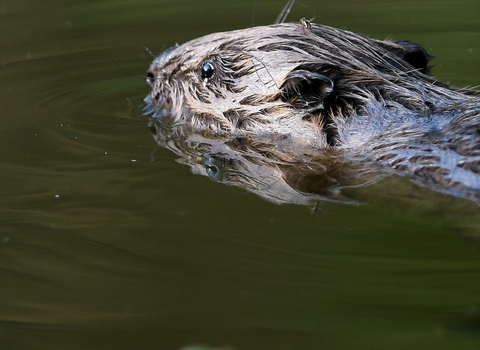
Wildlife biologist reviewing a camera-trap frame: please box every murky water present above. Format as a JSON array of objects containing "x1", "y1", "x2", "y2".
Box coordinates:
[{"x1": 1, "y1": 1, "x2": 480, "y2": 349}]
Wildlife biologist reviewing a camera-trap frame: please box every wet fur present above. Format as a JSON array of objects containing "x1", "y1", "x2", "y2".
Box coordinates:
[{"x1": 146, "y1": 22, "x2": 480, "y2": 194}]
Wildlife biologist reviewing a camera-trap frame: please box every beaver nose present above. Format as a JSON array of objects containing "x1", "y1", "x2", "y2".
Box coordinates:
[{"x1": 146, "y1": 70, "x2": 155, "y2": 86}]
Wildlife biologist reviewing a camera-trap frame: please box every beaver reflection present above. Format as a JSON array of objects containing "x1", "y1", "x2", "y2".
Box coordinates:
[
  {"x1": 149, "y1": 117, "x2": 396, "y2": 205},
  {"x1": 145, "y1": 21, "x2": 480, "y2": 204}
]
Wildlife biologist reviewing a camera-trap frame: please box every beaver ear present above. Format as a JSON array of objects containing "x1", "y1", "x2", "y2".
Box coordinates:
[
  {"x1": 378, "y1": 40, "x2": 434, "y2": 74},
  {"x1": 280, "y1": 70, "x2": 334, "y2": 111}
]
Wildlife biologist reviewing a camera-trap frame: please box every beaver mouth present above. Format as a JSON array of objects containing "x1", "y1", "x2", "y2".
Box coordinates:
[{"x1": 143, "y1": 92, "x2": 172, "y2": 119}]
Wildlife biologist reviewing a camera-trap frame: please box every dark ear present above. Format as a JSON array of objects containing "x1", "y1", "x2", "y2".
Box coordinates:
[
  {"x1": 378, "y1": 40, "x2": 434, "y2": 74},
  {"x1": 280, "y1": 70, "x2": 334, "y2": 111}
]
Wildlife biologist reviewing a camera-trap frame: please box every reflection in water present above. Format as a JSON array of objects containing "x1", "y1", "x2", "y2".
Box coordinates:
[
  {"x1": 148, "y1": 116, "x2": 389, "y2": 206},
  {"x1": 148, "y1": 108, "x2": 480, "y2": 206},
  {"x1": 2, "y1": 1, "x2": 480, "y2": 349}
]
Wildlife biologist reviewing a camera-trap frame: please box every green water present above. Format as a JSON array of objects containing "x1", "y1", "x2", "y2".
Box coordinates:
[{"x1": 1, "y1": 1, "x2": 480, "y2": 349}]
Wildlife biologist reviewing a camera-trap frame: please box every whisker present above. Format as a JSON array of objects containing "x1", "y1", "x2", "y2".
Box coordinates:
[{"x1": 274, "y1": 0, "x2": 295, "y2": 24}]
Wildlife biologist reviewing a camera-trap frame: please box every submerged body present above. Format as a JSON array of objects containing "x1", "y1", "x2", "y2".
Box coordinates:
[{"x1": 145, "y1": 22, "x2": 480, "y2": 198}]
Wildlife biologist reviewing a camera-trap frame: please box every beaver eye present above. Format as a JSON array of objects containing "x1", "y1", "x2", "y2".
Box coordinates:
[{"x1": 200, "y1": 60, "x2": 215, "y2": 84}]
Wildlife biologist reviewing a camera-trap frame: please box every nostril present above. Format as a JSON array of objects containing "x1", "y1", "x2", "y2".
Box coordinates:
[{"x1": 146, "y1": 71, "x2": 155, "y2": 86}]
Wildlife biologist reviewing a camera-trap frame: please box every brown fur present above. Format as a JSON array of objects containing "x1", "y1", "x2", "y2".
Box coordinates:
[{"x1": 145, "y1": 22, "x2": 480, "y2": 200}]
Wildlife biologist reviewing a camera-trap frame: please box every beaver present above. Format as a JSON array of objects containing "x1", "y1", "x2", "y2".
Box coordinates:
[{"x1": 145, "y1": 21, "x2": 480, "y2": 201}]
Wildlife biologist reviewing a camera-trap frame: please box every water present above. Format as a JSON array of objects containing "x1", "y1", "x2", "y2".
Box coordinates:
[{"x1": 1, "y1": 1, "x2": 480, "y2": 349}]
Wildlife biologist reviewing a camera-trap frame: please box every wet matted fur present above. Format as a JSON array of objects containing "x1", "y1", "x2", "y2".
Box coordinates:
[{"x1": 145, "y1": 22, "x2": 480, "y2": 201}]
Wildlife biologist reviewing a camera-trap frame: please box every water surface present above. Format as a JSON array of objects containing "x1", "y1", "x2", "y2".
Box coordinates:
[{"x1": 1, "y1": 1, "x2": 480, "y2": 349}]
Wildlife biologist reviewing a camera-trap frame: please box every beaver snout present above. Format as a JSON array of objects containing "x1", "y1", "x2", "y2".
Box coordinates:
[{"x1": 146, "y1": 70, "x2": 155, "y2": 87}]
